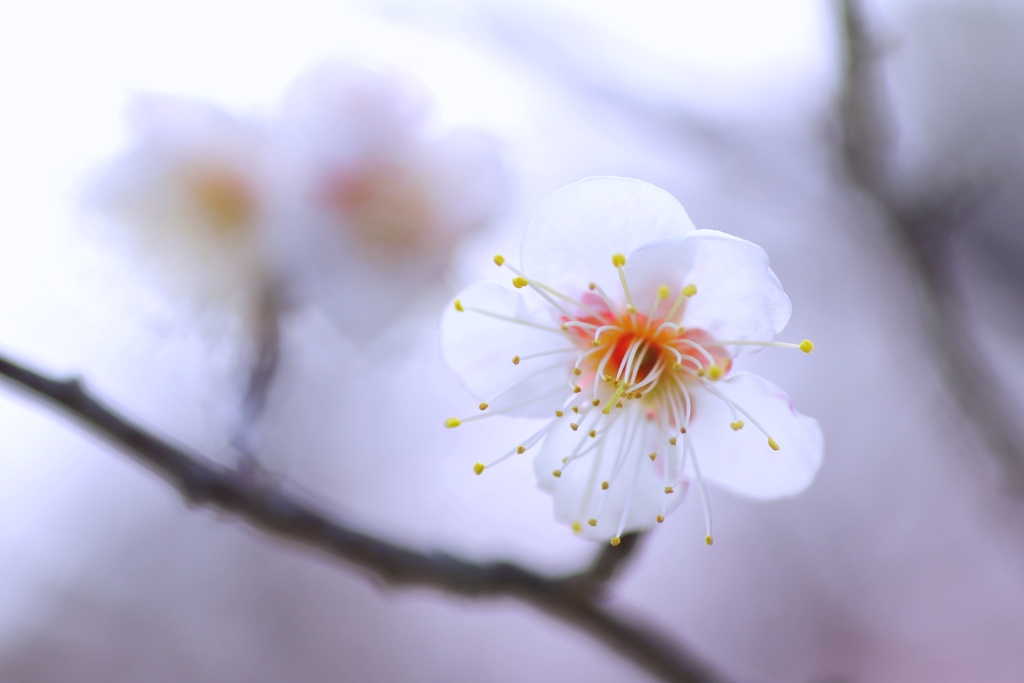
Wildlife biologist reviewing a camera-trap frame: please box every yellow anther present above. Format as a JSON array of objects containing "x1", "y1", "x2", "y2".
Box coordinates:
[
  {"x1": 589, "y1": 430, "x2": 597, "y2": 438},
  {"x1": 680, "y1": 426, "x2": 687, "y2": 433},
  {"x1": 656, "y1": 515, "x2": 664, "y2": 523},
  {"x1": 591, "y1": 398, "x2": 601, "y2": 407},
  {"x1": 707, "y1": 365, "x2": 723, "y2": 381},
  {"x1": 669, "y1": 437, "x2": 677, "y2": 446},
  {"x1": 705, "y1": 535, "x2": 714, "y2": 546},
  {"x1": 516, "y1": 446, "x2": 526, "y2": 454},
  {"x1": 473, "y1": 462, "x2": 485, "y2": 475},
  {"x1": 493, "y1": 254, "x2": 505, "y2": 266},
  {"x1": 573, "y1": 386, "x2": 582, "y2": 394},
  {"x1": 683, "y1": 283, "x2": 697, "y2": 297},
  {"x1": 573, "y1": 367, "x2": 582, "y2": 375},
  {"x1": 648, "y1": 452, "x2": 657, "y2": 461},
  {"x1": 572, "y1": 406, "x2": 579, "y2": 413},
  {"x1": 800, "y1": 339, "x2": 815, "y2": 354},
  {"x1": 672, "y1": 363, "x2": 682, "y2": 371},
  {"x1": 561, "y1": 323, "x2": 569, "y2": 330},
  {"x1": 588, "y1": 282, "x2": 597, "y2": 290},
  {"x1": 657, "y1": 284, "x2": 670, "y2": 299},
  {"x1": 664, "y1": 486, "x2": 674, "y2": 494},
  {"x1": 445, "y1": 418, "x2": 462, "y2": 428},
  {"x1": 479, "y1": 402, "x2": 489, "y2": 411},
  {"x1": 592, "y1": 340, "x2": 602, "y2": 347},
  {"x1": 768, "y1": 437, "x2": 780, "y2": 451},
  {"x1": 616, "y1": 401, "x2": 623, "y2": 408},
  {"x1": 570, "y1": 423, "x2": 579, "y2": 431},
  {"x1": 601, "y1": 481, "x2": 610, "y2": 490},
  {"x1": 512, "y1": 355, "x2": 520, "y2": 365},
  {"x1": 609, "y1": 536, "x2": 621, "y2": 547},
  {"x1": 571, "y1": 521, "x2": 581, "y2": 534},
  {"x1": 453, "y1": 299, "x2": 464, "y2": 312},
  {"x1": 555, "y1": 410, "x2": 564, "y2": 417},
  {"x1": 587, "y1": 518, "x2": 597, "y2": 526},
  {"x1": 696, "y1": 368, "x2": 705, "y2": 377},
  {"x1": 512, "y1": 276, "x2": 529, "y2": 288},
  {"x1": 612, "y1": 253, "x2": 627, "y2": 267},
  {"x1": 730, "y1": 420, "x2": 744, "y2": 431},
  {"x1": 552, "y1": 469, "x2": 562, "y2": 478},
  {"x1": 626, "y1": 304, "x2": 636, "y2": 314}
]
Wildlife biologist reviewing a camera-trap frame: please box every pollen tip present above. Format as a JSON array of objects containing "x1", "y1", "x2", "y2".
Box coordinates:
[
  {"x1": 664, "y1": 486, "x2": 674, "y2": 494},
  {"x1": 573, "y1": 386, "x2": 582, "y2": 394},
  {"x1": 592, "y1": 339, "x2": 601, "y2": 347},
  {"x1": 626, "y1": 304, "x2": 636, "y2": 314},
  {"x1": 656, "y1": 515, "x2": 664, "y2": 524},
  {"x1": 602, "y1": 407, "x2": 612, "y2": 415},
  {"x1": 707, "y1": 365, "x2": 723, "y2": 380},
  {"x1": 768, "y1": 437, "x2": 780, "y2": 451},
  {"x1": 589, "y1": 430, "x2": 596, "y2": 438},
  {"x1": 591, "y1": 398, "x2": 600, "y2": 406},
  {"x1": 588, "y1": 282, "x2": 597, "y2": 290},
  {"x1": 730, "y1": 420, "x2": 744, "y2": 431},
  {"x1": 552, "y1": 469, "x2": 562, "y2": 478},
  {"x1": 609, "y1": 536, "x2": 621, "y2": 547},
  {"x1": 517, "y1": 446, "x2": 526, "y2": 454},
  {"x1": 512, "y1": 276, "x2": 529, "y2": 289},
  {"x1": 587, "y1": 518, "x2": 597, "y2": 526},
  {"x1": 601, "y1": 481, "x2": 610, "y2": 490},
  {"x1": 479, "y1": 402, "x2": 489, "y2": 411},
  {"x1": 570, "y1": 423, "x2": 579, "y2": 431},
  {"x1": 680, "y1": 426, "x2": 687, "y2": 434},
  {"x1": 492, "y1": 254, "x2": 505, "y2": 266},
  {"x1": 648, "y1": 452, "x2": 656, "y2": 461},
  {"x1": 611, "y1": 253, "x2": 627, "y2": 267},
  {"x1": 571, "y1": 521, "x2": 581, "y2": 534},
  {"x1": 669, "y1": 437, "x2": 677, "y2": 446},
  {"x1": 473, "y1": 462, "x2": 485, "y2": 475},
  {"x1": 800, "y1": 339, "x2": 815, "y2": 353},
  {"x1": 573, "y1": 367, "x2": 582, "y2": 375},
  {"x1": 683, "y1": 283, "x2": 697, "y2": 297},
  {"x1": 555, "y1": 410, "x2": 564, "y2": 417},
  {"x1": 657, "y1": 284, "x2": 670, "y2": 299},
  {"x1": 672, "y1": 363, "x2": 682, "y2": 371},
  {"x1": 705, "y1": 535, "x2": 714, "y2": 546},
  {"x1": 453, "y1": 299, "x2": 464, "y2": 312},
  {"x1": 512, "y1": 355, "x2": 520, "y2": 364},
  {"x1": 444, "y1": 417, "x2": 462, "y2": 428}
]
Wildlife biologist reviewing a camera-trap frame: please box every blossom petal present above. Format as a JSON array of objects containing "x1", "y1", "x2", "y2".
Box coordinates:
[
  {"x1": 520, "y1": 177, "x2": 695, "y2": 305},
  {"x1": 624, "y1": 230, "x2": 791, "y2": 352},
  {"x1": 533, "y1": 405, "x2": 685, "y2": 539},
  {"x1": 686, "y1": 372, "x2": 822, "y2": 500},
  {"x1": 440, "y1": 281, "x2": 573, "y2": 418}
]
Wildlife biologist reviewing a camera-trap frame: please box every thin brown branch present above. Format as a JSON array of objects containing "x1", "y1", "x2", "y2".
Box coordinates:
[
  {"x1": 0, "y1": 351, "x2": 728, "y2": 683},
  {"x1": 837, "y1": 0, "x2": 1024, "y2": 492}
]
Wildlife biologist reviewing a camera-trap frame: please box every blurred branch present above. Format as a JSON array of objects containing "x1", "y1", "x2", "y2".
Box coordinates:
[
  {"x1": 231, "y1": 280, "x2": 282, "y2": 464},
  {"x1": 838, "y1": 0, "x2": 1024, "y2": 492},
  {"x1": 0, "y1": 351, "x2": 728, "y2": 683}
]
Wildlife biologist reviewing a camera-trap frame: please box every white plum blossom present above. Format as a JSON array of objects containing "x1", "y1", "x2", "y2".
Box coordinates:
[
  {"x1": 441, "y1": 177, "x2": 823, "y2": 545},
  {"x1": 86, "y1": 94, "x2": 270, "y2": 311},
  {"x1": 86, "y1": 62, "x2": 506, "y2": 341},
  {"x1": 270, "y1": 61, "x2": 507, "y2": 340}
]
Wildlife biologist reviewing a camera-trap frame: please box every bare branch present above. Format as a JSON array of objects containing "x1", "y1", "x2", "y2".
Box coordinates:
[
  {"x1": 0, "y1": 351, "x2": 729, "y2": 683},
  {"x1": 837, "y1": 0, "x2": 1024, "y2": 492}
]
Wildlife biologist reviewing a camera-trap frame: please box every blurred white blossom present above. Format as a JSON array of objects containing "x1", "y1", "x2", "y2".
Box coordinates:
[
  {"x1": 442, "y1": 177, "x2": 822, "y2": 544},
  {"x1": 270, "y1": 61, "x2": 508, "y2": 340},
  {"x1": 86, "y1": 61, "x2": 507, "y2": 341},
  {"x1": 86, "y1": 94, "x2": 270, "y2": 315}
]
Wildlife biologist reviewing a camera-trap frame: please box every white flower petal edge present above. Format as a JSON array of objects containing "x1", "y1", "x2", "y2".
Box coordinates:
[
  {"x1": 687, "y1": 373, "x2": 822, "y2": 499},
  {"x1": 441, "y1": 281, "x2": 570, "y2": 420},
  {"x1": 441, "y1": 177, "x2": 821, "y2": 544},
  {"x1": 520, "y1": 177, "x2": 695, "y2": 300},
  {"x1": 624, "y1": 231, "x2": 792, "y2": 354}
]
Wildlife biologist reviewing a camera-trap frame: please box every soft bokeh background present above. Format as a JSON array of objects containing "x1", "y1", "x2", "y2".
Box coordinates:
[{"x1": 3, "y1": 1, "x2": 1024, "y2": 681}]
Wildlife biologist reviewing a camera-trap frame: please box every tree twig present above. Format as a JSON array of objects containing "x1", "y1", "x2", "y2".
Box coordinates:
[
  {"x1": 0, "y1": 351, "x2": 728, "y2": 683},
  {"x1": 837, "y1": 0, "x2": 1024, "y2": 492}
]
